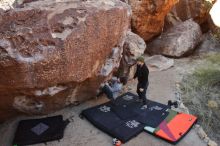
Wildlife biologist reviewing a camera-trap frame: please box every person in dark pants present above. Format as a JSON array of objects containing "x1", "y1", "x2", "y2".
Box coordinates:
[{"x1": 133, "y1": 56, "x2": 149, "y2": 106}]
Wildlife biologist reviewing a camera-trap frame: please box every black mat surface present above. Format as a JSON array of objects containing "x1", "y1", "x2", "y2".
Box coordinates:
[
  {"x1": 133, "y1": 101, "x2": 169, "y2": 127},
  {"x1": 13, "y1": 115, "x2": 68, "y2": 146},
  {"x1": 82, "y1": 92, "x2": 170, "y2": 143}
]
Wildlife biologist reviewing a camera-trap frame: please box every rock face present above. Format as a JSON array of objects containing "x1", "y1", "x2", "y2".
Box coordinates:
[
  {"x1": 147, "y1": 20, "x2": 202, "y2": 57},
  {"x1": 128, "y1": 0, "x2": 178, "y2": 41},
  {"x1": 0, "y1": 0, "x2": 16, "y2": 10},
  {"x1": 164, "y1": 12, "x2": 182, "y2": 30},
  {"x1": 145, "y1": 55, "x2": 174, "y2": 72},
  {"x1": 122, "y1": 31, "x2": 146, "y2": 65},
  {"x1": 0, "y1": 0, "x2": 131, "y2": 121},
  {"x1": 117, "y1": 31, "x2": 146, "y2": 79},
  {"x1": 172, "y1": 0, "x2": 210, "y2": 25},
  {"x1": 196, "y1": 32, "x2": 220, "y2": 54}
]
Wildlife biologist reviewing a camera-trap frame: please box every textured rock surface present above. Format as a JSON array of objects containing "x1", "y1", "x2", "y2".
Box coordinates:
[
  {"x1": 208, "y1": 140, "x2": 218, "y2": 146},
  {"x1": 117, "y1": 31, "x2": 146, "y2": 79},
  {"x1": 196, "y1": 32, "x2": 220, "y2": 53},
  {"x1": 172, "y1": 0, "x2": 210, "y2": 25},
  {"x1": 0, "y1": 58, "x2": 207, "y2": 146},
  {"x1": 145, "y1": 55, "x2": 174, "y2": 72},
  {"x1": 128, "y1": 0, "x2": 178, "y2": 41},
  {"x1": 0, "y1": 0, "x2": 16, "y2": 10},
  {"x1": 147, "y1": 20, "x2": 202, "y2": 57},
  {"x1": 198, "y1": 127, "x2": 208, "y2": 139},
  {"x1": 0, "y1": 0, "x2": 131, "y2": 121},
  {"x1": 164, "y1": 12, "x2": 182, "y2": 30}
]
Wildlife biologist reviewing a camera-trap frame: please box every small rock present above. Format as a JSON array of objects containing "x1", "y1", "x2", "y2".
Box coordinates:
[
  {"x1": 195, "y1": 124, "x2": 200, "y2": 129},
  {"x1": 127, "y1": 86, "x2": 133, "y2": 91},
  {"x1": 175, "y1": 82, "x2": 181, "y2": 88},
  {"x1": 208, "y1": 100, "x2": 218, "y2": 108},
  {"x1": 204, "y1": 136, "x2": 210, "y2": 143},
  {"x1": 195, "y1": 124, "x2": 201, "y2": 128},
  {"x1": 197, "y1": 127, "x2": 207, "y2": 139},
  {"x1": 179, "y1": 103, "x2": 189, "y2": 114},
  {"x1": 208, "y1": 140, "x2": 218, "y2": 146},
  {"x1": 194, "y1": 124, "x2": 200, "y2": 131}
]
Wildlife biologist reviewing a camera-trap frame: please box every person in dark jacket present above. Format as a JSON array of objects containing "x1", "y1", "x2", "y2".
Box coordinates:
[{"x1": 133, "y1": 56, "x2": 149, "y2": 105}]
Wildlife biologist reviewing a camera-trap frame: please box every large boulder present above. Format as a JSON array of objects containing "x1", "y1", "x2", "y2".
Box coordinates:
[
  {"x1": 117, "y1": 31, "x2": 146, "y2": 79},
  {"x1": 147, "y1": 20, "x2": 202, "y2": 57},
  {"x1": 123, "y1": 31, "x2": 146, "y2": 65},
  {"x1": 0, "y1": 0, "x2": 131, "y2": 121},
  {"x1": 170, "y1": 0, "x2": 212, "y2": 32},
  {"x1": 145, "y1": 55, "x2": 174, "y2": 72},
  {"x1": 172, "y1": 0, "x2": 210, "y2": 25},
  {"x1": 128, "y1": 0, "x2": 178, "y2": 41}
]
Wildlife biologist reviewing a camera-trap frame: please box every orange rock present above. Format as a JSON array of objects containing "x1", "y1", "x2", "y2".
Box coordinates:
[
  {"x1": 172, "y1": 0, "x2": 210, "y2": 25},
  {"x1": 128, "y1": 0, "x2": 178, "y2": 41}
]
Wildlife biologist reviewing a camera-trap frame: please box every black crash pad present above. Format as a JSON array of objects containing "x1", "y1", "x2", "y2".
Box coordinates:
[
  {"x1": 133, "y1": 100, "x2": 170, "y2": 127},
  {"x1": 82, "y1": 101, "x2": 145, "y2": 142},
  {"x1": 113, "y1": 93, "x2": 170, "y2": 127},
  {"x1": 82, "y1": 92, "x2": 170, "y2": 143},
  {"x1": 13, "y1": 115, "x2": 68, "y2": 146}
]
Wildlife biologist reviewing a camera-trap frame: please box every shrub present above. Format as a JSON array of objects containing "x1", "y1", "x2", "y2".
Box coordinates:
[{"x1": 181, "y1": 53, "x2": 220, "y2": 142}]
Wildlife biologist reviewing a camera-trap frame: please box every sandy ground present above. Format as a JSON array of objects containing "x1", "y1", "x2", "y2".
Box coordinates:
[{"x1": 0, "y1": 59, "x2": 206, "y2": 146}]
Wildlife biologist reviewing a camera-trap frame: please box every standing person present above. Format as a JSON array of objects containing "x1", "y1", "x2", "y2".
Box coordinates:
[{"x1": 133, "y1": 56, "x2": 149, "y2": 106}]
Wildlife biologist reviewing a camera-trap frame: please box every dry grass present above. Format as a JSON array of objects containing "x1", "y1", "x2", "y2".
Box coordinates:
[{"x1": 181, "y1": 53, "x2": 220, "y2": 143}]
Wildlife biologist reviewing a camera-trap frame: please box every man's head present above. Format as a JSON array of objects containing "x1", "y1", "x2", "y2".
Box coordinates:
[{"x1": 136, "y1": 56, "x2": 145, "y2": 65}]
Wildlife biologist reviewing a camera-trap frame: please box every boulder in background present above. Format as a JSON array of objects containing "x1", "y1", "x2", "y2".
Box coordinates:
[{"x1": 147, "y1": 19, "x2": 202, "y2": 57}]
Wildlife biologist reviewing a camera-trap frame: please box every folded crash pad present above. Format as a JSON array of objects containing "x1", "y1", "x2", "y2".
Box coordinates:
[
  {"x1": 155, "y1": 112, "x2": 197, "y2": 144},
  {"x1": 144, "y1": 110, "x2": 197, "y2": 144},
  {"x1": 13, "y1": 115, "x2": 68, "y2": 146}
]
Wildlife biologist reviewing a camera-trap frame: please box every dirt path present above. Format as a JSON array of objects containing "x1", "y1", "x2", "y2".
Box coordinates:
[{"x1": 0, "y1": 59, "x2": 206, "y2": 146}]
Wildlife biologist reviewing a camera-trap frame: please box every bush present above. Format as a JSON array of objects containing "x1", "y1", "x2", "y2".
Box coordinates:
[{"x1": 181, "y1": 53, "x2": 220, "y2": 142}]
